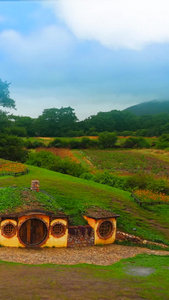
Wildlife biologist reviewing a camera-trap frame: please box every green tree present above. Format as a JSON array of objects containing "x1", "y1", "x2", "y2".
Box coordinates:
[
  {"x1": 0, "y1": 134, "x2": 27, "y2": 162},
  {"x1": 98, "y1": 132, "x2": 118, "y2": 148},
  {"x1": 9, "y1": 115, "x2": 36, "y2": 136},
  {"x1": 0, "y1": 110, "x2": 12, "y2": 133},
  {"x1": 36, "y1": 107, "x2": 78, "y2": 137},
  {"x1": 0, "y1": 79, "x2": 15, "y2": 108}
]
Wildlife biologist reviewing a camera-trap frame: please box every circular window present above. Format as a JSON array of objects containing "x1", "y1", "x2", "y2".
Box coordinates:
[
  {"x1": 2, "y1": 223, "x2": 16, "y2": 238},
  {"x1": 97, "y1": 220, "x2": 114, "y2": 239},
  {"x1": 51, "y1": 222, "x2": 66, "y2": 238}
]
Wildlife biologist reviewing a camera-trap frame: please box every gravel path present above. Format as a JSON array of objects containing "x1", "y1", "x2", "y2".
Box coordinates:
[{"x1": 0, "y1": 245, "x2": 168, "y2": 265}]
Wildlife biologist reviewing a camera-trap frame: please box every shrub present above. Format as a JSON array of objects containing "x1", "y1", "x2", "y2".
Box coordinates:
[
  {"x1": 98, "y1": 132, "x2": 118, "y2": 148},
  {"x1": 26, "y1": 150, "x2": 88, "y2": 177},
  {"x1": 0, "y1": 134, "x2": 28, "y2": 162},
  {"x1": 127, "y1": 174, "x2": 148, "y2": 190},
  {"x1": 26, "y1": 150, "x2": 56, "y2": 168},
  {"x1": 5, "y1": 126, "x2": 27, "y2": 137},
  {"x1": 69, "y1": 139, "x2": 81, "y2": 149},
  {"x1": 87, "y1": 171, "x2": 130, "y2": 191},
  {"x1": 122, "y1": 137, "x2": 150, "y2": 149},
  {"x1": 79, "y1": 173, "x2": 95, "y2": 180},
  {"x1": 155, "y1": 134, "x2": 169, "y2": 149},
  {"x1": 51, "y1": 158, "x2": 87, "y2": 177},
  {"x1": 48, "y1": 138, "x2": 63, "y2": 148},
  {"x1": 24, "y1": 139, "x2": 46, "y2": 149}
]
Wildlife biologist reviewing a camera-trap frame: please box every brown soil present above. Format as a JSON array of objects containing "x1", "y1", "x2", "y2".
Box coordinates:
[
  {"x1": 0, "y1": 245, "x2": 168, "y2": 300},
  {"x1": 0, "y1": 263, "x2": 142, "y2": 300},
  {"x1": 0, "y1": 244, "x2": 168, "y2": 265}
]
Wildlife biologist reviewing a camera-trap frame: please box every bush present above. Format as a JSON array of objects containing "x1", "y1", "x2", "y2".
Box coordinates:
[
  {"x1": 127, "y1": 174, "x2": 148, "y2": 190},
  {"x1": 24, "y1": 139, "x2": 46, "y2": 149},
  {"x1": 81, "y1": 171, "x2": 130, "y2": 191},
  {"x1": 26, "y1": 150, "x2": 88, "y2": 177},
  {"x1": 79, "y1": 170, "x2": 169, "y2": 194},
  {"x1": 48, "y1": 138, "x2": 63, "y2": 148},
  {"x1": 51, "y1": 158, "x2": 87, "y2": 177},
  {"x1": 69, "y1": 139, "x2": 81, "y2": 149},
  {"x1": 79, "y1": 173, "x2": 95, "y2": 180},
  {"x1": 4, "y1": 126, "x2": 27, "y2": 137},
  {"x1": 98, "y1": 132, "x2": 118, "y2": 148},
  {"x1": 0, "y1": 134, "x2": 28, "y2": 162},
  {"x1": 155, "y1": 134, "x2": 169, "y2": 149},
  {"x1": 26, "y1": 150, "x2": 56, "y2": 168},
  {"x1": 122, "y1": 137, "x2": 150, "y2": 149}
]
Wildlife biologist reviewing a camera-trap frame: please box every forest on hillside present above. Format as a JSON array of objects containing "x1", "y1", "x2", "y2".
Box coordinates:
[
  {"x1": 1, "y1": 107, "x2": 169, "y2": 138},
  {"x1": 1, "y1": 78, "x2": 169, "y2": 137}
]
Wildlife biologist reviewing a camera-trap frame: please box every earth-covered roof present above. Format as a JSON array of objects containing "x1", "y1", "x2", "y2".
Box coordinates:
[
  {"x1": 0, "y1": 187, "x2": 120, "y2": 221},
  {"x1": 0, "y1": 187, "x2": 67, "y2": 218},
  {"x1": 85, "y1": 207, "x2": 120, "y2": 219}
]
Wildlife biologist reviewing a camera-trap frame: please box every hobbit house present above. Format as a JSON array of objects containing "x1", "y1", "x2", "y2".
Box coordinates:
[{"x1": 0, "y1": 182, "x2": 119, "y2": 248}]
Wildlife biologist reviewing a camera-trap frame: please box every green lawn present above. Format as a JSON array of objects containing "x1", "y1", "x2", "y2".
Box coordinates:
[{"x1": 0, "y1": 165, "x2": 169, "y2": 244}]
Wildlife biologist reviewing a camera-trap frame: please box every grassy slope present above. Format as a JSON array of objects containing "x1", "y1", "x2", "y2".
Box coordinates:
[{"x1": 0, "y1": 165, "x2": 169, "y2": 244}]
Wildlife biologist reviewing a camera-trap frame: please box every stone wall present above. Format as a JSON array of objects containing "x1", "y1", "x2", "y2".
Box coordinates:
[
  {"x1": 116, "y1": 231, "x2": 142, "y2": 243},
  {"x1": 67, "y1": 225, "x2": 94, "y2": 247}
]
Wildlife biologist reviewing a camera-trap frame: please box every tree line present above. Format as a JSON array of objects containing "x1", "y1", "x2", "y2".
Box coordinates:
[
  {"x1": 0, "y1": 108, "x2": 169, "y2": 138},
  {"x1": 1, "y1": 78, "x2": 169, "y2": 137}
]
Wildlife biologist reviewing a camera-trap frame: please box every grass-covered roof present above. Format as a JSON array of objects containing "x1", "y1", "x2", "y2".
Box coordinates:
[{"x1": 0, "y1": 187, "x2": 67, "y2": 218}]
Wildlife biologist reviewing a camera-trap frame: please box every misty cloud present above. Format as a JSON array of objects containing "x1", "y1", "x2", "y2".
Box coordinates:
[
  {"x1": 0, "y1": 25, "x2": 73, "y2": 64},
  {"x1": 48, "y1": 0, "x2": 169, "y2": 50}
]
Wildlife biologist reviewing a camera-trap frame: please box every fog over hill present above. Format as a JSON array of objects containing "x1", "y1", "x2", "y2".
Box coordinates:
[{"x1": 124, "y1": 100, "x2": 169, "y2": 116}]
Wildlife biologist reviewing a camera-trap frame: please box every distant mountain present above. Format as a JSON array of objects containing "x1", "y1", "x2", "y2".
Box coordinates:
[{"x1": 124, "y1": 100, "x2": 169, "y2": 116}]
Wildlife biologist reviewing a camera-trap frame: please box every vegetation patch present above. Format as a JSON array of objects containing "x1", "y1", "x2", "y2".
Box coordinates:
[
  {"x1": 82, "y1": 149, "x2": 168, "y2": 176},
  {"x1": 0, "y1": 159, "x2": 28, "y2": 176},
  {"x1": 0, "y1": 187, "x2": 61, "y2": 214},
  {"x1": 133, "y1": 190, "x2": 169, "y2": 205}
]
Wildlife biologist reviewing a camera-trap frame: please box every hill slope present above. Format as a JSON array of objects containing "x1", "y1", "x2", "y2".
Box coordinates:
[
  {"x1": 0, "y1": 165, "x2": 168, "y2": 245},
  {"x1": 124, "y1": 100, "x2": 169, "y2": 116}
]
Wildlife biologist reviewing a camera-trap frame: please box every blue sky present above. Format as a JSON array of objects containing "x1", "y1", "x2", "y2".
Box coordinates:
[{"x1": 1, "y1": 0, "x2": 169, "y2": 120}]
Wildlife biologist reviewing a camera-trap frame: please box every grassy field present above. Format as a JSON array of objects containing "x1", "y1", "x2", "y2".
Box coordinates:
[
  {"x1": 0, "y1": 164, "x2": 169, "y2": 244},
  {"x1": 0, "y1": 254, "x2": 168, "y2": 300},
  {"x1": 0, "y1": 150, "x2": 169, "y2": 298},
  {"x1": 80, "y1": 149, "x2": 169, "y2": 176}
]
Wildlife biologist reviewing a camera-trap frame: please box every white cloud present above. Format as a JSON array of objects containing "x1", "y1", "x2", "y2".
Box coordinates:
[
  {"x1": 0, "y1": 25, "x2": 73, "y2": 64},
  {"x1": 47, "y1": 0, "x2": 169, "y2": 50}
]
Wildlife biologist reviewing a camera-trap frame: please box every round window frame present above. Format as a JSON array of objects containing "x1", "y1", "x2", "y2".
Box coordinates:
[
  {"x1": 97, "y1": 220, "x2": 114, "y2": 240},
  {"x1": 51, "y1": 222, "x2": 66, "y2": 238},
  {"x1": 2, "y1": 222, "x2": 16, "y2": 238}
]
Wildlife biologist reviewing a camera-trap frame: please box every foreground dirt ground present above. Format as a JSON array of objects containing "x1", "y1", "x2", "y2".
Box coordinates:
[
  {"x1": 0, "y1": 244, "x2": 168, "y2": 265},
  {"x1": 0, "y1": 245, "x2": 168, "y2": 300}
]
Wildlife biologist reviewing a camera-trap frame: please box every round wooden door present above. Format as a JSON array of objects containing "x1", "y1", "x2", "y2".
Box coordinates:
[{"x1": 19, "y1": 218, "x2": 48, "y2": 247}]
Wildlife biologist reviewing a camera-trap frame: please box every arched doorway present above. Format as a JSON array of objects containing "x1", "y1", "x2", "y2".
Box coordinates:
[{"x1": 19, "y1": 218, "x2": 48, "y2": 247}]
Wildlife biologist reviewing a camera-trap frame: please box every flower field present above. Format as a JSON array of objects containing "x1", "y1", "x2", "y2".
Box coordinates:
[
  {"x1": 133, "y1": 189, "x2": 169, "y2": 204},
  {"x1": 83, "y1": 150, "x2": 168, "y2": 176},
  {"x1": 0, "y1": 159, "x2": 28, "y2": 176}
]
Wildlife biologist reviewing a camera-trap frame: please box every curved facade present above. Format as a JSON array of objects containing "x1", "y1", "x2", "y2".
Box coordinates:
[{"x1": 0, "y1": 209, "x2": 119, "y2": 248}]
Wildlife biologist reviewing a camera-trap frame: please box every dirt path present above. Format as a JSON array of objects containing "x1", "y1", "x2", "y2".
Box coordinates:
[{"x1": 0, "y1": 244, "x2": 168, "y2": 265}]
